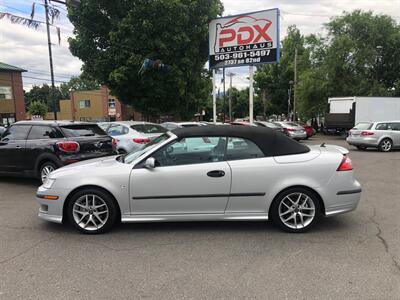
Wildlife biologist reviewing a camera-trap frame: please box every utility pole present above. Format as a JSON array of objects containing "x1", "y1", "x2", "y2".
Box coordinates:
[
  {"x1": 227, "y1": 72, "x2": 235, "y2": 122},
  {"x1": 249, "y1": 65, "x2": 254, "y2": 123},
  {"x1": 222, "y1": 68, "x2": 226, "y2": 123},
  {"x1": 44, "y1": 0, "x2": 57, "y2": 120},
  {"x1": 293, "y1": 48, "x2": 298, "y2": 122}
]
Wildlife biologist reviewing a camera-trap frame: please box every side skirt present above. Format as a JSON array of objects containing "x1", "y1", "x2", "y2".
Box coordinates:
[{"x1": 121, "y1": 213, "x2": 269, "y2": 223}]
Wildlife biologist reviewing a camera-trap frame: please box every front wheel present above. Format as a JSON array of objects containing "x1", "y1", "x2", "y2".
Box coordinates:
[
  {"x1": 378, "y1": 139, "x2": 392, "y2": 152},
  {"x1": 67, "y1": 188, "x2": 118, "y2": 234},
  {"x1": 270, "y1": 188, "x2": 321, "y2": 233}
]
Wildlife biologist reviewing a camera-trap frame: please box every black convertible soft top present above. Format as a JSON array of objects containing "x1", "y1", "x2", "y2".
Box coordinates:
[{"x1": 171, "y1": 125, "x2": 309, "y2": 157}]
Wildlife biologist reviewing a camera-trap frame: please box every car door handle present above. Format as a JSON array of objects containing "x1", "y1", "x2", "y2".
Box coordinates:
[
  {"x1": 15, "y1": 145, "x2": 22, "y2": 149},
  {"x1": 207, "y1": 170, "x2": 225, "y2": 178}
]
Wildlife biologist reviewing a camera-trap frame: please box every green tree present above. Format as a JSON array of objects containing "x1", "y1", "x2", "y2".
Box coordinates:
[
  {"x1": 324, "y1": 10, "x2": 400, "y2": 96},
  {"x1": 24, "y1": 84, "x2": 62, "y2": 113},
  {"x1": 67, "y1": 0, "x2": 223, "y2": 118},
  {"x1": 59, "y1": 73, "x2": 100, "y2": 98},
  {"x1": 254, "y1": 25, "x2": 309, "y2": 117},
  {"x1": 28, "y1": 101, "x2": 48, "y2": 117}
]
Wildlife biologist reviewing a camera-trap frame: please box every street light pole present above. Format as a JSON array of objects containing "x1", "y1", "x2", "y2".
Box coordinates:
[
  {"x1": 44, "y1": 0, "x2": 57, "y2": 120},
  {"x1": 293, "y1": 48, "x2": 298, "y2": 122}
]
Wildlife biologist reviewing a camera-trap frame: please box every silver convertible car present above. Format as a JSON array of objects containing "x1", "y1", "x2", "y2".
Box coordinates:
[{"x1": 36, "y1": 126, "x2": 361, "y2": 234}]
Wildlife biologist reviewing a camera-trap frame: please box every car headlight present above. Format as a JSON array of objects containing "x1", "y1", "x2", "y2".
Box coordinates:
[{"x1": 42, "y1": 178, "x2": 56, "y2": 189}]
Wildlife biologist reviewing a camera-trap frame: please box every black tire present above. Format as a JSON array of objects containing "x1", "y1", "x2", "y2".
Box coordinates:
[
  {"x1": 270, "y1": 187, "x2": 321, "y2": 233},
  {"x1": 66, "y1": 188, "x2": 118, "y2": 234},
  {"x1": 39, "y1": 161, "x2": 58, "y2": 184},
  {"x1": 356, "y1": 146, "x2": 367, "y2": 150},
  {"x1": 378, "y1": 138, "x2": 392, "y2": 152}
]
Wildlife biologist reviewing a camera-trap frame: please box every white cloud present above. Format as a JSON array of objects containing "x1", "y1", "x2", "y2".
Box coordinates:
[{"x1": 0, "y1": 0, "x2": 399, "y2": 91}]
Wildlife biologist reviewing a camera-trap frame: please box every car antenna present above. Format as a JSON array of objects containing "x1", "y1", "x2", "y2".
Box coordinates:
[{"x1": 320, "y1": 142, "x2": 326, "y2": 147}]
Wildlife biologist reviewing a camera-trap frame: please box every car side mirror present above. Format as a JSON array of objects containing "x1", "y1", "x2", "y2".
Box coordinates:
[{"x1": 144, "y1": 157, "x2": 156, "y2": 169}]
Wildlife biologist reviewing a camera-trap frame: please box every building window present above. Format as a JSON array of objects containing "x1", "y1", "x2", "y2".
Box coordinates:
[
  {"x1": 0, "y1": 86, "x2": 12, "y2": 99},
  {"x1": 79, "y1": 100, "x2": 91, "y2": 108},
  {"x1": 79, "y1": 117, "x2": 92, "y2": 121},
  {"x1": 108, "y1": 98, "x2": 116, "y2": 108}
]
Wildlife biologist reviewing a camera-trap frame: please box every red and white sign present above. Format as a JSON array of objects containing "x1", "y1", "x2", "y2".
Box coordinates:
[{"x1": 209, "y1": 9, "x2": 279, "y2": 69}]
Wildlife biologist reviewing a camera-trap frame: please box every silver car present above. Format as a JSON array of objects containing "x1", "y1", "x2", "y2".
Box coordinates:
[
  {"x1": 36, "y1": 126, "x2": 361, "y2": 234},
  {"x1": 347, "y1": 121, "x2": 400, "y2": 152},
  {"x1": 102, "y1": 121, "x2": 167, "y2": 154},
  {"x1": 161, "y1": 122, "x2": 203, "y2": 130},
  {"x1": 275, "y1": 122, "x2": 307, "y2": 140}
]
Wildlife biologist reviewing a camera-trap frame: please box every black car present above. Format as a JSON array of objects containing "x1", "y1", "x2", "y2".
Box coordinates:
[{"x1": 0, "y1": 121, "x2": 115, "y2": 183}]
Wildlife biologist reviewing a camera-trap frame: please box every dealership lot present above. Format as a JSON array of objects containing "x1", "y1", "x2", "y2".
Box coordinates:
[{"x1": 0, "y1": 134, "x2": 399, "y2": 299}]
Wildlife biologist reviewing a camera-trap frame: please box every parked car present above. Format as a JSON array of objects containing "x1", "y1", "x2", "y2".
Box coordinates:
[
  {"x1": 231, "y1": 121, "x2": 257, "y2": 126},
  {"x1": 161, "y1": 122, "x2": 203, "y2": 130},
  {"x1": 346, "y1": 121, "x2": 400, "y2": 152},
  {"x1": 254, "y1": 121, "x2": 284, "y2": 133},
  {"x1": 103, "y1": 121, "x2": 167, "y2": 154},
  {"x1": 36, "y1": 125, "x2": 361, "y2": 234},
  {"x1": 0, "y1": 121, "x2": 115, "y2": 183},
  {"x1": 296, "y1": 122, "x2": 316, "y2": 138},
  {"x1": 0, "y1": 124, "x2": 6, "y2": 136},
  {"x1": 274, "y1": 122, "x2": 307, "y2": 140}
]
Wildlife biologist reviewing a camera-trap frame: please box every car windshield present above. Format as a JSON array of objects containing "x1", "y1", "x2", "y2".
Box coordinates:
[
  {"x1": 123, "y1": 133, "x2": 170, "y2": 164},
  {"x1": 131, "y1": 124, "x2": 167, "y2": 134},
  {"x1": 353, "y1": 122, "x2": 372, "y2": 130},
  {"x1": 61, "y1": 124, "x2": 106, "y2": 137}
]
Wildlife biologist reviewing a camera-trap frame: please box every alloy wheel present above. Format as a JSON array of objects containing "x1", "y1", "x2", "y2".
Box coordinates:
[
  {"x1": 41, "y1": 165, "x2": 55, "y2": 183},
  {"x1": 72, "y1": 194, "x2": 109, "y2": 231},
  {"x1": 380, "y1": 140, "x2": 392, "y2": 152},
  {"x1": 278, "y1": 192, "x2": 316, "y2": 229}
]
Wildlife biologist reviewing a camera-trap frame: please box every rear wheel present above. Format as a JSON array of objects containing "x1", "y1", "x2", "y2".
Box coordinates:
[
  {"x1": 378, "y1": 139, "x2": 392, "y2": 152},
  {"x1": 39, "y1": 161, "x2": 57, "y2": 184},
  {"x1": 270, "y1": 188, "x2": 321, "y2": 233},
  {"x1": 67, "y1": 188, "x2": 118, "y2": 234},
  {"x1": 356, "y1": 145, "x2": 367, "y2": 150}
]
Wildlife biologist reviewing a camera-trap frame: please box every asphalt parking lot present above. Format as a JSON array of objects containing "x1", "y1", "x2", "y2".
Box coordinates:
[{"x1": 0, "y1": 134, "x2": 399, "y2": 299}]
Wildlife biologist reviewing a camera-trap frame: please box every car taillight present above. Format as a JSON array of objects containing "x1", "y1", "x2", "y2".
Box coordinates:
[
  {"x1": 361, "y1": 131, "x2": 374, "y2": 136},
  {"x1": 133, "y1": 138, "x2": 150, "y2": 144},
  {"x1": 286, "y1": 128, "x2": 295, "y2": 132},
  {"x1": 112, "y1": 138, "x2": 117, "y2": 146},
  {"x1": 57, "y1": 141, "x2": 80, "y2": 153},
  {"x1": 337, "y1": 155, "x2": 353, "y2": 171}
]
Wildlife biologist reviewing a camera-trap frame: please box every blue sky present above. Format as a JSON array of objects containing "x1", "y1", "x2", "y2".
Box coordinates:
[{"x1": 1, "y1": 0, "x2": 399, "y2": 90}]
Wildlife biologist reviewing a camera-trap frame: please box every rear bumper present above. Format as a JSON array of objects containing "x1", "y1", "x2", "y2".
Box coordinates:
[
  {"x1": 59, "y1": 151, "x2": 115, "y2": 165},
  {"x1": 325, "y1": 188, "x2": 362, "y2": 216},
  {"x1": 288, "y1": 132, "x2": 307, "y2": 140},
  {"x1": 346, "y1": 136, "x2": 378, "y2": 147}
]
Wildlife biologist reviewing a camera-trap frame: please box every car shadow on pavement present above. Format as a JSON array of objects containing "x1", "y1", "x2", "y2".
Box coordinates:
[
  {"x1": 38, "y1": 215, "x2": 353, "y2": 236},
  {"x1": 0, "y1": 177, "x2": 40, "y2": 187}
]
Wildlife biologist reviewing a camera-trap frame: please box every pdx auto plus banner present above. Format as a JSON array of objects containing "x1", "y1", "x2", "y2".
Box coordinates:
[{"x1": 209, "y1": 9, "x2": 280, "y2": 69}]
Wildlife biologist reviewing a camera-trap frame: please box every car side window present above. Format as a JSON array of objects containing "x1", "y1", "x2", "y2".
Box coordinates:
[
  {"x1": 1, "y1": 125, "x2": 31, "y2": 142},
  {"x1": 107, "y1": 124, "x2": 127, "y2": 136},
  {"x1": 27, "y1": 126, "x2": 62, "y2": 140},
  {"x1": 375, "y1": 123, "x2": 387, "y2": 130},
  {"x1": 226, "y1": 137, "x2": 264, "y2": 161},
  {"x1": 390, "y1": 123, "x2": 400, "y2": 131},
  {"x1": 151, "y1": 136, "x2": 226, "y2": 167}
]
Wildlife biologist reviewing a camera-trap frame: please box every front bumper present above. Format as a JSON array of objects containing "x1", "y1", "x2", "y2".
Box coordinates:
[{"x1": 36, "y1": 185, "x2": 69, "y2": 224}]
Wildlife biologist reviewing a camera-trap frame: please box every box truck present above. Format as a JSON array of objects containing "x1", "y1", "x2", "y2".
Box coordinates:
[{"x1": 324, "y1": 97, "x2": 400, "y2": 133}]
